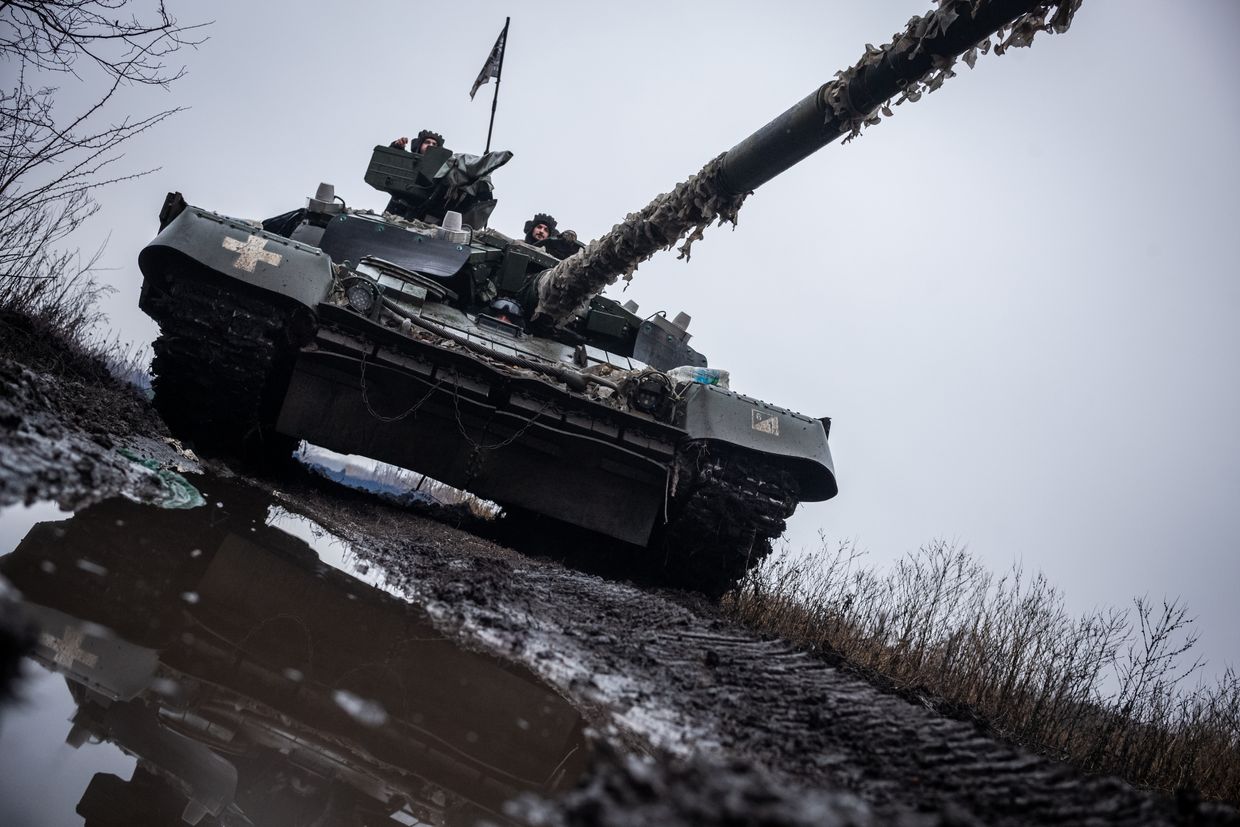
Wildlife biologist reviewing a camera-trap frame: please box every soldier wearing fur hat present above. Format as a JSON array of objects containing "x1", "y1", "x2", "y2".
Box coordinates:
[
  {"x1": 390, "y1": 129, "x2": 445, "y2": 154},
  {"x1": 524, "y1": 213, "x2": 583, "y2": 259},
  {"x1": 523, "y1": 213, "x2": 583, "y2": 259},
  {"x1": 523, "y1": 213, "x2": 557, "y2": 244}
]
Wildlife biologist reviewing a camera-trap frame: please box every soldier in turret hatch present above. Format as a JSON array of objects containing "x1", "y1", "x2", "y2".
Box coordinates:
[
  {"x1": 523, "y1": 213, "x2": 583, "y2": 260},
  {"x1": 523, "y1": 213, "x2": 556, "y2": 244},
  {"x1": 383, "y1": 129, "x2": 450, "y2": 222},
  {"x1": 389, "y1": 129, "x2": 445, "y2": 154},
  {"x1": 379, "y1": 129, "x2": 509, "y2": 228}
]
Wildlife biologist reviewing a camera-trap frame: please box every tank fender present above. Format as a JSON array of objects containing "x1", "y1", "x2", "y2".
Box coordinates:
[
  {"x1": 680, "y1": 383, "x2": 837, "y2": 502},
  {"x1": 138, "y1": 204, "x2": 334, "y2": 310}
]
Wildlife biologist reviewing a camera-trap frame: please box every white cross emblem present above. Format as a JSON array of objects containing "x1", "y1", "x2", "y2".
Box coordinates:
[
  {"x1": 40, "y1": 626, "x2": 99, "y2": 669},
  {"x1": 222, "y1": 235, "x2": 283, "y2": 272}
]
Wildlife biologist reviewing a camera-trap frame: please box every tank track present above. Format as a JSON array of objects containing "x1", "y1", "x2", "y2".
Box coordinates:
[
  {"x1": 655, "y1": 441, "x2": 800, "y2": 597},
  {"x1": 488, "y1": 443, "x2": 798, "y2": 597},
  {"x1": 146, "y1": 275, "x2": 297, "y2": 458}
]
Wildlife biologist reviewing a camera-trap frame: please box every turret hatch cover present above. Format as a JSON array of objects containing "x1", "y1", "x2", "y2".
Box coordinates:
[{"x1": 319, "y1": 214, "x2": 470, "y2": 278}]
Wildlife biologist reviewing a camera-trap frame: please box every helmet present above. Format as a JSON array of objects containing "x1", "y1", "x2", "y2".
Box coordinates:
[{"x1": 487, "y1": 297, "x2": 526, "y2": 328}]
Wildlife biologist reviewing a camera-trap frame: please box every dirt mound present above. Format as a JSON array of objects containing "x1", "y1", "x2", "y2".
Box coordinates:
[{"x1": 0, "y1": 313, "x2": 187, "y2": 509}]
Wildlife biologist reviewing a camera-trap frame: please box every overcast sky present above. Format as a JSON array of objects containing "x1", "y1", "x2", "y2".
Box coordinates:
[{"x1": 29, "y1": 1, "x2": 1239, "y2": 678}]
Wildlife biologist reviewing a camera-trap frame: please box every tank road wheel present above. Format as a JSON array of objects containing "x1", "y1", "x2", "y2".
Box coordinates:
[
  {"x1": 146, "y1": 276, "x2": 301, "y2": 466},
  {"x1": 654, "y1": 441, "x2": 800, "y2": 598}
]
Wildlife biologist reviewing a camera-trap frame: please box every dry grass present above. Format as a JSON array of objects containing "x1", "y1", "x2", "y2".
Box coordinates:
[
  {"x1": 725, "y1": 539, "x2": 1240, "y2": 803},
  {"x1": 0, "y1": 296, "x2": 150, "y2": 389},
  {"x1": 0, "y1": 194, "x2": 147, "y2": 386}
]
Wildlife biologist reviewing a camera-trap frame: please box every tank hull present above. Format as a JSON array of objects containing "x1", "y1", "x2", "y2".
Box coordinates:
[
  {"x1": 139, "y1": 203, "x2": 836, "y2": 593},
  {"x1": 281, "y1": 317, "x2": 671, "y2": 545}
]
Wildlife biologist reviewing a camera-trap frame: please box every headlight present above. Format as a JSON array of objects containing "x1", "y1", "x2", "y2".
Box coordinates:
[
  {"x1": 346, "y1": 280, "x2": 378, "y2": 314},
  {"x1": 632, "y1": 375, "x2": 669, "y2": 415}
]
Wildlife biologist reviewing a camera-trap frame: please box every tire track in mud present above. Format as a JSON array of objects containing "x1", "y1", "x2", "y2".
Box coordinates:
[{"x1": 280, "y1": 485, "x2": 1237, "y2": 826}]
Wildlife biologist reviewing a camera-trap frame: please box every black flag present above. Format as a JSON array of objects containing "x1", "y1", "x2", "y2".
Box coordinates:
[{"x1": 470, "y1": 23, "x2": 507, "y2": 100}]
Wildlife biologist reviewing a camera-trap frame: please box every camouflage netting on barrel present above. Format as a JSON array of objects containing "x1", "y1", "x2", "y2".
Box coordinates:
[
  {"x1": 827, "y1": 0, "x2": 1084, "y2": 141},
  {"x1": 532, "y1": 155, "x2": 748, "y2": 323},
  {"x1": 533, "y1": 0, "x2": 1083, "y2": 326}
]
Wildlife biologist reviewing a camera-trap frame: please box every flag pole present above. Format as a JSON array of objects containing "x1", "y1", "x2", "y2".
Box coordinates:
[{"x1": 484, "y1": 17, "x2": 510, "y2": 154}]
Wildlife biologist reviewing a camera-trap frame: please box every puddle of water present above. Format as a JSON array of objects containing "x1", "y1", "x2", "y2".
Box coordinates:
[
  {"x1": 266, "y1": 505, "x2": 397, "y2": 595},
  {"x1": 0, "y1": 477, "x2": 589, "y2": 826},
  {"x1": 0, "y1": 665, "x2": 137, "y2": 827},
  {"x1": 0, "y1": 500, "x2": 73, "y2": 557}
]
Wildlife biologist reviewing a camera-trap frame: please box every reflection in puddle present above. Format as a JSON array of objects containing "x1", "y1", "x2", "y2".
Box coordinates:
[
  {"x1": 0, "y1": 478, "x2": 588, "y2": 826},
  {"x1": 266, "y1": 506, "x2": 396, "y2": 595},
  {"x1": 0, "y1": 499, "x2": 73, "y2": 558}
]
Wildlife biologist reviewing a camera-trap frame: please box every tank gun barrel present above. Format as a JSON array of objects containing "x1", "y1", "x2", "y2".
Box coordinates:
[{"x1": 533, "y1": 0, "x2": 1082, "y2": 324}]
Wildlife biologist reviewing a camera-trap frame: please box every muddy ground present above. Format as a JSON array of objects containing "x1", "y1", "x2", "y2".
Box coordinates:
[{"x1": 1, "y1": 340, "x2": 1235, "y2": 826}]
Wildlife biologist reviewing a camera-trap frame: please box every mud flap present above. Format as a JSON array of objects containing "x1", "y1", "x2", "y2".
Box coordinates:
[
  {"x1": 680, "y1": 383, "x2": 837, "y2": 501},
  {"x1": 278, "y1": 346, "x2": 668, "y2": 546}
]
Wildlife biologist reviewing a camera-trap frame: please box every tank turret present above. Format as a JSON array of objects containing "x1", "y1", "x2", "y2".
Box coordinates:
[{"x1": 532, "y1": 0, "x2": 1082, "y2": 324}]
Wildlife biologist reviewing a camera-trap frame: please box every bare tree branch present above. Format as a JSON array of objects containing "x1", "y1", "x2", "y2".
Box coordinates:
[
  {"x1": 0, "y1": 1, "x2": 207, "y2": 343},
  {"x1": 1, "y1": 1, "x2": 208, "y2": 86}
]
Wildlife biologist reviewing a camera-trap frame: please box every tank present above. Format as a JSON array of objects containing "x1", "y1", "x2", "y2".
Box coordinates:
[{"x1": 138, "y1": 1, "x2": 1079, "y2": 595}]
